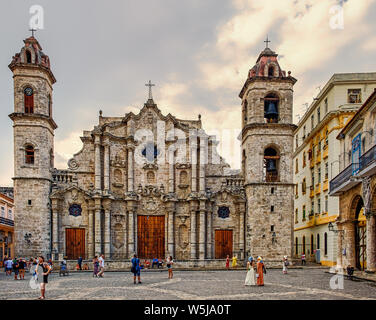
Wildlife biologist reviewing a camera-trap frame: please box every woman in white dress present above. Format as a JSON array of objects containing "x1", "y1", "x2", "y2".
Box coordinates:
[{"x1": 244, "y1": 256, "x2": 256, "y2": 286}]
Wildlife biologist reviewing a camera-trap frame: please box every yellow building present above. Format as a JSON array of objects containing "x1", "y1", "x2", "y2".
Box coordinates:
[
  {"x1": 0, "y1": 188, "x2": 14, "y2": 265},
  {"x1": 293, "y1": 73, "x2": 376, "y2": 266}
]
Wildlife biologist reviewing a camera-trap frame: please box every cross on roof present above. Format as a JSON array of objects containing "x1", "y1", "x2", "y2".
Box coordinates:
[
  {"x1": 145, "y1": 80, "x2": 155, "y2": 100},
  {"x1": 29, "y1": 28, "x2": 37, "y2": 37},
  {"x1": 264, "y1": 35, "x2": 271, "y2": 48}
]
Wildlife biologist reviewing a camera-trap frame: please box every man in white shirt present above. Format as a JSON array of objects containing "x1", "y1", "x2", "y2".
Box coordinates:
[
  {"x1": 97, "y1": 254, "x2": 105, "y2": 278},
  {"x1": 5, "y1": 258, "x2": 13, "y2": 276}
]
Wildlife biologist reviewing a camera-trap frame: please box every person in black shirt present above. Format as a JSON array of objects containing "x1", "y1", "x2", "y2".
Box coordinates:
[
  {"x1": 12, "y1": 258, "x2": 19, "y2": 280},
  {"x1": 18, "y1": 258, "x2": 26, "y2": 280}
]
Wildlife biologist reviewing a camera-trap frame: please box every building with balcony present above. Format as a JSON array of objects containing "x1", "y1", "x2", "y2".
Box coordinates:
[
  {"x1": 0, "y1": 187, "x2": 14, "y2": 265},
  {"x1": 294, "y1": 73, "x2": 376, "y2": 266},
  {"x1": 330, "y1": 89, "x2": 376, "y2": 272}
]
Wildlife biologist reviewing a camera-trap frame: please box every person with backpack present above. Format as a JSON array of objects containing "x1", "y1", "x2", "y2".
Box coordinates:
[{"x1": 131, "y1": 254, "x2": 141, "y2": 284}]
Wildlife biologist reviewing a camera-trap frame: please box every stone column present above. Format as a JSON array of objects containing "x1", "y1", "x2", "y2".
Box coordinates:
[
  {"x1": 239, "y1": 204, "x2": 245, "y2": 260},
  {"x1": 94, "y1": 198, "x2": 102, "y2": 255},
  {"x1": 343, "y1": 221, "x2": 356, "y2": 268},
  {"x1": 88, "y1": 209, "x2": 94, "y2": 259},
  {"x1": 199, "y1": 139, "x2": 206, "y2": 192},
  {"x1": 168, "y1": 150, "x2": 175, "y2": 193},
  {"x1": 366, "y1": 214, "x2": 376, "y2": 272},
  {"x1": 190, "y1": 208, "x2": 197, "y2": 259},
  {"x1": 104, "y1": 207, "x2": 111, "y2": 259},
  {"x1": 127, "y1": 147, "x2": 134, "y2": 192},
  {"x1": 206, "y1": 203, "x2": 212, "y2": 259},
  {"x1": 51, "y1": 200, "x2": 59, "y2": 256},
  {"x1": 168, "y1": 208, "x2": 175, "y2": 256},
  {"x1": 104, "y1": 142, "x2": 110, "y2": 194},
  {"x1": 94, "y1": 135, "x2": 101, "y2": 191},
  {"x1": 336, "y1": 223, "x2": 343, "y2": 270},
  {"x1": 199, "y1": 202, "x2": 206, "y2": 260},
  {"x1": 128, "y1": 209, "x2": 135, "y2": 256},
  {"x1": 191, "y1": 142, "x2": 197, "y2": 193}
]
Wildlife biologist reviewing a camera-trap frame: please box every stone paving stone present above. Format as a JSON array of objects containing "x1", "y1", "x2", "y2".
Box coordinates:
[{"x1": 1, "y1": 269, "x2": 376, "y2": 300}]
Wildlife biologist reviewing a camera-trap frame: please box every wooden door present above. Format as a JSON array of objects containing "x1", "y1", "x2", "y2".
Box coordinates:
[
  {"x1": 215, "y1": 230, "x2": 233, "y2": 259},
  {"x1": 137, "y1": 215, "x2": 165, "y2": 259},
  {"x1": 66, "y1": 228, "x2": 85, "y2": 260}
]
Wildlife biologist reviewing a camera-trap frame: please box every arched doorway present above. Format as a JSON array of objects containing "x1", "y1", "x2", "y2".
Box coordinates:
[{"x1": 354, "y1": 197, "x2": 366, "y2": 270}]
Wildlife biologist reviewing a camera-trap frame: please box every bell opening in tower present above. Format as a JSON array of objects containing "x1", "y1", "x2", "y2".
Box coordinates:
[
  {"x1": 264, "y1": 147, "x2": 280, "y2": 182},
  {"x1": 264, "y1": 94, "x2": 279, "y2": 123}
]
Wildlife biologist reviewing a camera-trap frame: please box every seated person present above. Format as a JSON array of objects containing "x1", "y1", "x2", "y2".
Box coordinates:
[
  {"x1": 144, "y1": 260, "x2": 150, "y2": 269},
  {"x1": 346, "y1": 265, "x2": 354, "y2": 280},
  {"x1": 82, "y1": 263, "x2": 89, "y2": 270},
  {"x1": 152, "y1": 258, "x2": 159, "y2": 269},
  {"x1": 158, "y1": 258, "x2": 163, "y2": 268}
]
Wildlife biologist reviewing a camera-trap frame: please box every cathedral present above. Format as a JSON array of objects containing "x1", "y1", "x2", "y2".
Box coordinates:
[{"x1": 9, "y1": 35, "x2": 296, "y2": 266}]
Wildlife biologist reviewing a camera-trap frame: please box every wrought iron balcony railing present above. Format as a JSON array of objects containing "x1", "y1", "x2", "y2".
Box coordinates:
[
  {"x1": 330, "y1": 163, "x2": 358, "y2": 193},
  {"x1": 0, "y1": 217, "x2": 14, "y2": 227},
  {"x1": 359, "y1": 144, "x2": 376, "y2": 173}
]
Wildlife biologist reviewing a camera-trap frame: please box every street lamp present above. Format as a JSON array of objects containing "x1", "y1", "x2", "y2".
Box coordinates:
[{"x1": 328, "y1": 222, "x2": 344, "y2": 234}]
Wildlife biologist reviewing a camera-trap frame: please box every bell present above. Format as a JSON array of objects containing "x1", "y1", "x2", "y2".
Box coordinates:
[
  {"x1": 265, "y1": 102, "x2": 278, "y2": 119},
  {"x1": 266, "y1": 160, "x2": 277, "y2": 172}
]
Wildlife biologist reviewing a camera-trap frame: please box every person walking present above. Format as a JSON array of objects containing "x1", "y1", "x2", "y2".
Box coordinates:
[
  {"x1": 97, "y1": 254, "x2": 105, "y2": 278},
  {"x1": 166, "y1": 256, "x2": 174, "y2": 279},
  {"x1": 282, "y1": 256, "x2": 289, "y2": 274},
  {"x1": 131, "y1": 254, "x2": 141, "y2": 284},
  {"x1": 35, "y1": 256, "x2": 51, "y2": 300},
  {"x1": 93, "y1": 256, "x2": 99, "y2": 277},
  {"x1": 301, "y1": 253, "x2": 306, "y2": 266},
  {"x1": 225, "y1": 255, "x2": 230, "y2": 270},
  {"x1": 12, "y1": 258, "x2": 19, "y2": 280},
  {"x1": 256, "y1": 256, "x2": 265, "y2": 286},
  {"x1": 18, "y1": 258, "x2": 26, "y2": 280},
  {"x1": 232, "y1": 255, "x2": 237, "y2": 268},
  {"x1": 244, "y1": 256, "x2": 256, "y2": 286},
  {"x1": 5, "y1": 257, "x2": 13, "y2": 276},
  {"x1": 77, "y1": 256, "x2": 83, "y2": 270}
]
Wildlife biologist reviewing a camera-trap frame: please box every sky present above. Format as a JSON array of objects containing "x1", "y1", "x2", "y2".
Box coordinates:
[{"x1": 1, "y1": 0, "x2": 376, "y2": 186}]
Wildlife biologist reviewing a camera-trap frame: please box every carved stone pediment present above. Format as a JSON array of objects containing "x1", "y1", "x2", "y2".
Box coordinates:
[
  {"x1": 176, "y1": 163, "x2": 191, "y2": 169},
  {"x1": 143, "y1": 163, "x2": 158, "y2": 170}
]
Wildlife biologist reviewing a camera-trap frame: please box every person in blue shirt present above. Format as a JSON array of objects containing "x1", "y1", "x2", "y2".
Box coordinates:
[
  {"x1": 131, "y1": 254, "x2": 141, "y2": 284},
  {"x1": 152, "y1": 257, "x2": 158, "y2": 269}
]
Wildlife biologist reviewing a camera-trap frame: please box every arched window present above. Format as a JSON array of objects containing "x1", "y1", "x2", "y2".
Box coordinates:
[
  {"x1": 264, "y1": 147, "x2": 279, "y2": 182},
  {"x1": 24, "y1": 87, "x2": 34, "y2": 113},
  {"x1": 317, "y1": 234, "x2": 320, "y2": 250},
  {"x1": 243, "y1": 99, "x2": 248, "y2": 123},
  {"x1": 268, "y1": 66, "x2": 275, "y2": 77},
  {"x1": 324, "y1": 232, "x2": 328, "y2": 255},
  {"x1": 302, "y1": 236, "x2": 306, "y2": 254},
  {"x1": 264, "y1": 93, "x2": 279, "y2": 123},
  {"x1": 311, "y1": 234, "x2": 314, "y2": 254},
  {"x1": 26, "y1": 50, "x2": 32, "y2": 63},
  {"x1": 25, "y1": 145, "x2": 35, "y2": 164},
  {"x1": 295, "y1": 237, "x2": 299, "y2": 255},
  {"x1": 48, "y1": 94, "x2": 52, "y2": 117}
]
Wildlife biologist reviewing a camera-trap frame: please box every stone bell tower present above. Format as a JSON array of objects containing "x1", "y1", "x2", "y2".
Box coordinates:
[
  {"x1": 9, "y1": 35, "x2": 57, "y2": 258},
  {"x1": 240, "y1": 42, "x2": 297, "y2": 263}
]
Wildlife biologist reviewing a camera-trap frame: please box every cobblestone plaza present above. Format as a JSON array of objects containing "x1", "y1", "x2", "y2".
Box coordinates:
[{"x1": 1, "y1": 268, "x2": 376, "y2": 300}]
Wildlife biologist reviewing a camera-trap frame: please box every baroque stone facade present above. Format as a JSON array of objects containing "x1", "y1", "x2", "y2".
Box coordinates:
[{"x1": 10, "y1": 36, "x2": 296, "y2": 265}]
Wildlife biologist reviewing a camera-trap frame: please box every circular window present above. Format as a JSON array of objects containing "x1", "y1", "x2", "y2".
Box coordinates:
[
  {"x1": 24, "y1": 87, "x2": 33, "y2": 96},
  {"x1": 218, "y1": 206, "x2": 230, "y2": 219}
]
